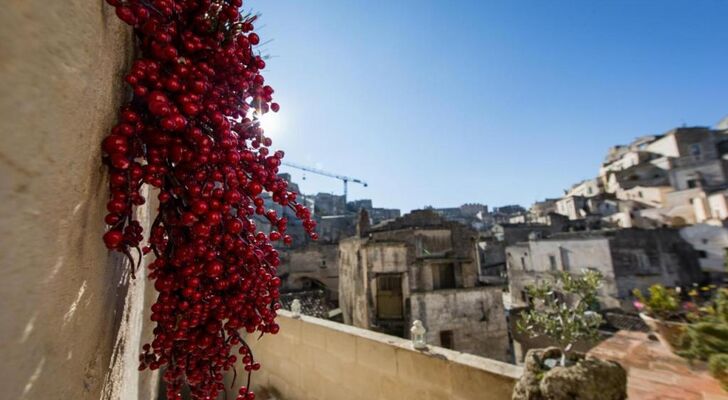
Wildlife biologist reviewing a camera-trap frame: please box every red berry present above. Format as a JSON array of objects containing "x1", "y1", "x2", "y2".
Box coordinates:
[
  {"x1": 102, "y1": 2, "x2": 318, "y2": 397},
  {"x1": 102, "y1": 135, "x2": 128, "y2": 154},
  {"x1": 115, "y1": 6, "x2": 137, "y2": 25},
  {"x1": 103, "y1": 230, "x2": 124, "y2": 249},
  {"x1": 110, "y1": 154, "x2": 130, "y2": 170}
]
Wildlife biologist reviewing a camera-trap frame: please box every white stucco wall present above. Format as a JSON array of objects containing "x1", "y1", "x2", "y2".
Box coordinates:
[
  {"x1": 680, "y1": 224, "x2": 728, "y2": 273},
  {"x1": 646, "y1": 134, "x2": 679, "y2": 158},
  {"x1": 708, "y1": 192, "x2": 728, "y2": 221}
]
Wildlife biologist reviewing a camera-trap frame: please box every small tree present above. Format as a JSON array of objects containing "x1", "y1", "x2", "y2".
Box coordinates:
[{"x1": 517, "y1": 270, "x2": 604, "y2": 366}]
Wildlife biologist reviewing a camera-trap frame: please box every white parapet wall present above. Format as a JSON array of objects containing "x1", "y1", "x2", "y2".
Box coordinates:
[{"x1": 240, "y1": 310, "x2": 522, "y2": 400}]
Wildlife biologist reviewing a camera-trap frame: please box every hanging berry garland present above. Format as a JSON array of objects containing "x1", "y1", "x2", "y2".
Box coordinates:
[{"x1": 102, "y1": 1, "x2": 317, "y2": 398}]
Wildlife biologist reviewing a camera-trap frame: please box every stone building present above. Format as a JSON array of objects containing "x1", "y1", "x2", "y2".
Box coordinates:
[
  {"x1": 504, "y1": 228, "x2": 707, "y2": 362},
  {"x1": 536, "y1": 124, "x2": 728, "y2": 230},
  {"x1": 566, "y1": 178, "x2": 603, "y2": 198},
  {"x1": 348, "y1": 199, "x2": 401, "y2": 224},
  {"x1": 555, "y1": 195, "x2": 588, "y2": 220},
  {"x1": 529, "y1": 199, "x2": 559, "y2": 219},
  {"x1": 429, "y1": 203, "x2": 490, "y2": 231},
  {"x1": 488, "y1": 223, "x2": 555, "y2": 243},
  {"x1": 278, "y1": 242, "x2": 341, "y2": 299},
  {"x1": 600, "y1": 126, "x2": 728, "y2": 227},
  {"x1": 339, "y1": 210, "x2": 511, "y2": 361},
  {"x1": 505, "y1": 228, "x2": 706, "y2": 311},
  {"x1": 313, "y1": 192, "x2": 348, "y2": 216},
  {"x1": 478, "y1": 223, "x2": 564, "y2": 288},
  {"x1": 491, "y1": 204, "x2": 527, "y2": 224},
  {"x1": 679, "y1": 224, "x2": 728, "y2": 279},
  {"x1": 265, "y1": 174, "x2": 400, "y2": 302}
]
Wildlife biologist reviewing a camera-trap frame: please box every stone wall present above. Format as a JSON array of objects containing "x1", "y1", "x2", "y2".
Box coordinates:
[
  {"x1": 506, "y1": 237, "x2": 620, "y2": 309},
  {"x1": 410, "y1": 287, "x2": 511, "y2": 362},
  {"x1": 280, "y1": 243, "x2": 340, "y2": 299},
  {"x1": 610, "y1": 228, "x2": 705, "y2": 303},
  {"x1": 0, "y1": 2, "x2": 157, "y2": 399},
  {"x1": 339, "y1": 237, "x2": 369, "y2": 327},
  {"x1": 670, "y1": 159, "x2": 726, "y2": 191},
  {"x1": 506, "y1": 229, "x2": 705, "y2": 310},
  {"x1": 240, "y1": 311, "x2": 521, "y2": 400}
]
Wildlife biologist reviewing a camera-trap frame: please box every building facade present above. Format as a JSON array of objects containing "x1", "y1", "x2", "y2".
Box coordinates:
[
  {"x1": 339, "y1": 210, "x2": 511, "y2": 361},
  {"x1": 505, "y1": 229, "x2": 706, "y2": 311}
]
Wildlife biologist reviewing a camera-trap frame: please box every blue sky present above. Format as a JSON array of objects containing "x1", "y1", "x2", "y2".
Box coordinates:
[{"x1": 252, "y1": 0, "x2": 728, "y2": 213}]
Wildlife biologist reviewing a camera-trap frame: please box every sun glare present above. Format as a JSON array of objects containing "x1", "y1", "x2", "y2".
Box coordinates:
[{"x1": 257, "y1": 111, "x2": 280, "y2": 136}]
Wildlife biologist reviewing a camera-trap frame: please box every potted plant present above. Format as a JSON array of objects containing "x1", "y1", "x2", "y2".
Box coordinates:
[
  {"x1": 632, "y1": 284, "x2": 687, "y2": 351},
  {"x1": 677, "y1": 288, "x2": 728, "y2": 390},
  {"x1": 512, "y1": 270, "x2": 627, "y2": 400}
]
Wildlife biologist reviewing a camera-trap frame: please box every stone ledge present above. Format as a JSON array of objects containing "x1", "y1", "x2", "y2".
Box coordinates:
[{"x1": 278, "y1": 309, "x2": 523, "y2": 380}]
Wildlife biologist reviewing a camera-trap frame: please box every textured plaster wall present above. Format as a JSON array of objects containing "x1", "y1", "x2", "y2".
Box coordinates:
[
  {"x1": 410, "y1": 287, "x2": 511, "y2": 362},
  {"x1": 339, "y1": 238, "x2": 370, "y2": 328},
  {"x1": 240, "y1": 311, "x2": 521, "y2": 400},
  {"x1": 0, "y1": 2, "x2": 157, "y2": 399}
]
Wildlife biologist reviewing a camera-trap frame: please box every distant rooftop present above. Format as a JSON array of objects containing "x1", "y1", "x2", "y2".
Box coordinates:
[{"x1": 367, "y1": 209, "x2": 467, "y2": 233}]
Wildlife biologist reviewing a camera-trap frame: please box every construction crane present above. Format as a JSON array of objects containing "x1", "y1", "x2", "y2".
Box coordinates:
[{"x1": 280, "y1": 161, "x2": 368, "y2": 202}]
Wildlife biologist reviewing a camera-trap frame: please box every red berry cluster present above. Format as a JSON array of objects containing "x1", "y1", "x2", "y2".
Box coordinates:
[{"x1": 102, "y1": 1, "x2": 317, "y2": 399}]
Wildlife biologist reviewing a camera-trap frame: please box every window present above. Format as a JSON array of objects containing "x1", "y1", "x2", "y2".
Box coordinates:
[
  {"x1": 440, "y1": 330, "x2": 454, "y2": 349},
  {"x1": 638, "y1": 191, "x2": 643, "y2": 198},
  {"x1": 690, "y1": 143, "x2": 702, "y2": 158},
  {"x1": 432, "y1": 263, "x2": 456, "y2": 290},
  {"x1": 521, "y1": 257, "x2": 527, "y2": 270},
  {"x1": 688, "y1": 179, "x2": 699, "y2": 189},
  {"x1": 549, "y1": 255, "x2": 557, "y2": 271},
  {"x1": 560, "y1": 248, "x2": 570, "y2": 271},
  {"x1": 376, "y1": 275, "x2": 403, "y2": 319},
  {"x1": 632, "y1": 251, "x2": 660, "y2": 276},
  {"x1": 698, "y1": 250, "x2": 708, "y2": 259}
]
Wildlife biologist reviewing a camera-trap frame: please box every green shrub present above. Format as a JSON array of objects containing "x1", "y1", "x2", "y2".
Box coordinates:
[
  {"x1": 709, "y1": 354, "x2": 728, "y2": 391},
  {"x1": 678, "y1": 289, "x2": 728, "y2": 390},
  {"x1": 632, "y1": 284, "x2": 680, "y2": 320}
]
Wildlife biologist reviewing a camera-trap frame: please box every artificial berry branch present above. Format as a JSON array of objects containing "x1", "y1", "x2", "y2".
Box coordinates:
[{"x1": 101, "y1": 1, "x2": 317, "y2": 399}]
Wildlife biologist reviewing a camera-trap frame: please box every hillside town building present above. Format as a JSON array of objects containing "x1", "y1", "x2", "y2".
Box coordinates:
[
  {"x1": 505, "y1": 228, "x2": 706, "y2": 310},
  {"x1": 504, "y1": 228, "x2": 707, "y2": 362},
  {"x1": 268, "y1": 174, "x2": 401, "y2": 302},
  {"x1": 526, "y1": 122, "x2": 728, "y2": 257},
  {"x1": 339, "y1": 210, "x2": 512, "y2": 361}
]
